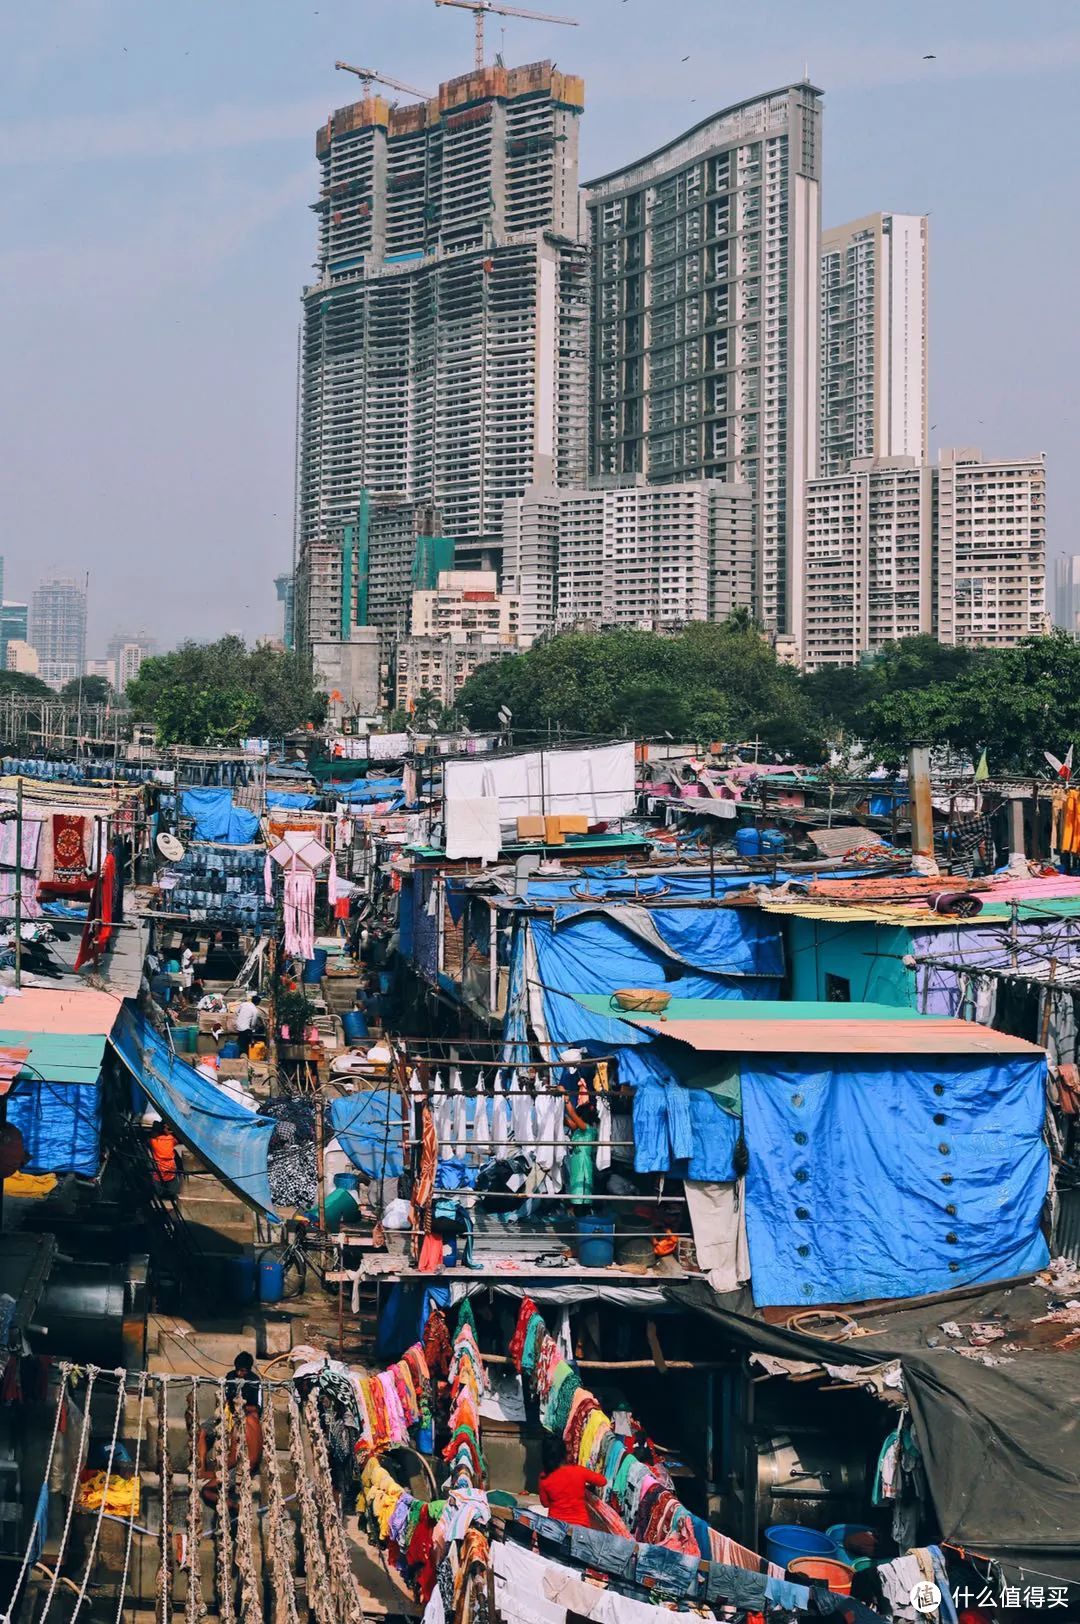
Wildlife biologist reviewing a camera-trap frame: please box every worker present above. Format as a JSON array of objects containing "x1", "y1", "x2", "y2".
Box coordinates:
[
  {"x1": 147, "y1": 1128, "x2": 181, "y2": 1198},
  {"x1": 558, "y1": 1046, "x2": 599, "y2": 1207},
  {"x1": 234, "y1": 993, "x2": 264, "y2": 1056},
  {"x1": 538, "y1": 1436, "x2": 606, "y2": 1528},
  {"x1": 226, "y1": 1351, "x2": 261, "y2": 1409},
  {"x1": 180, "y1": 938, "x2": 197, "y2": 988},
  {"x1": 199, "y1": 1382, "x2": 263, "y2": 1510}
]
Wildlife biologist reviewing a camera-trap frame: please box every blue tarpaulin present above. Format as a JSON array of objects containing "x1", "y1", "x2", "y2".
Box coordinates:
[
  {"x1": 110, "y1": 1003, "x2": 278, "y2": 1217},
  {"x1": 741, "y1": 1053, "x2": 1050, "y2": 1305},
  {"x1": 334, "y1": 779, "x2": 404, "y2": 803},
  {"x1": 7, "y1": 1080, "x2": 101, "y2": 1176},
  {"x1": 181, "y1": 788, "x2": 260, "y2": 844},
  {"x1": 329, "y1": 1090, "x2": 405, "y2": 1182},
  {"x1": 265, "y1": 790, "x2": 319, "y2": 810},
  {"x1": 527, "y1": 917, "x2": 764, "y2": 1174}
]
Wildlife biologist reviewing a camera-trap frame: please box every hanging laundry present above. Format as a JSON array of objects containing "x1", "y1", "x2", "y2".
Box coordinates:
[
  {"x1": 491, "y1": 1069, "x2": 510, "y2": 1148},
  {"x1": 448, "y1": 1069, "x2": 469, "y2": 1159},
  {"x1": 327, "y1": 854, "x2": 340, "y2": 906},
  {"x1": 432, "y1": 1071, "x2": 452, "y2": 1150},
  {"x1": 283, "y1": 868, "x2": 316, "y2": 959},
  {"x1": 509, "y1": 1069, "x2": 535, "y2": 1150},
  {"x1": 471, "y1": 1071, "x2": 490, "y2": 1157}
]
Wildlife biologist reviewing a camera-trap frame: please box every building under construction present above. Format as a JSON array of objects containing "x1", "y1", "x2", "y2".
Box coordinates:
[{"x1": 296, "y1": 60, "x2": 589, "y2": 654}]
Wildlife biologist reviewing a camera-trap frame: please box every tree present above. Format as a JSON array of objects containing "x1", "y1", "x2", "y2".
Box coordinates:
[
  {"x1": 60, "y1": 675, "x2": 112, "y2": 707},
  {"x1": 456, "y1": 622, "x2": 823, "y2": 756},
  {"x1": 0, "y1": 672, "x2": 52, "y2": 699},
  {"x1": 125, "y1": 637, "x2": 327, "y2": 746}
]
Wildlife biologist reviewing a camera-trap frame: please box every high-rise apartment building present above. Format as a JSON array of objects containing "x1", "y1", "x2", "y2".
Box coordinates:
[
  {"x1": 395, "y1": 631, "x2": 514, "y2": 713},
  {"x1": 29, "y1": 576, "x2": 87, "y2": 689},
  {"x1": 297, "y1": 496, "x2": 453, "y2": 647},
  {"x1": 296, "y1": 61, "x2": 589, "y2": 653},
  {"x1": 410, "y1": 569, "x2": 520, "y2": 643},
  {"x1": 820, "y1": 213, "x2": 928, "y2": 477},
  {"x1": 936, "y1": 448, "x2": 1047, "y2": 649},
  {"x1": 804, "y1": 457, "x2": 933, "y2": 669},
  {"x1": 803, "y1": 449, "x2": 1046, "y2": 667},
  {"x1": 1053, "y1": 556, "x2": 1080, "y2": 635},
  {"x1": 584, "y1": 85, "x2": 823, "y2": 640},
  {"x1": 503, "y1": 477, "x2": 753, "y2": 641}
]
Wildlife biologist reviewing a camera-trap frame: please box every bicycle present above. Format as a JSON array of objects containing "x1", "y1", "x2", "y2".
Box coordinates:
[{"x1": 258, "y1": 1218, "x2": 331, "y2": 1299}]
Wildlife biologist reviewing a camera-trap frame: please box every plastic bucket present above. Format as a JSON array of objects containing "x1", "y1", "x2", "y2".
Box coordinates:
[
  {"x1": 574, "y1": 1215, "x2": 615, "y2": 1268},
  {"x1": 258, "y1": 1258, "x2": 285, "y2": 1304},
  {"x1": 302, "y1": 950, "x2": 328, "y2": 983},
  {"x1": 342, "y1": 1009, "x2": 369, "y2": 1044},
  {"x1": 734, "y1": 826, "x2": 761, "y2": 857},
  {"x1": 333, "y1": 1172, "x2": 361, "y2": 1192},
  {"x1": 827, "y1": 1524, "x2": 875, "y2": 1571},
  {"x1": 788, "y1": 1557, "x2": 853, "y2": 1594},
  {"x1": 764, "y1": 1526, "x2": 835, "y2": 1571},
  {"x1": 223, "y1": 1255, "x2": 257, "y2": 1305}
]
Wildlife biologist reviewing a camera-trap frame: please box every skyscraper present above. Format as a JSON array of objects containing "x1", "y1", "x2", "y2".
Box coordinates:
[
  {"x1": 584, "y1": 85, "x2": 823, "y2": 641},
  {"x1": 820, "y1": 212, "x2": 929, "y2": 477},
  {"x1": 1052, "y1": 555, "x2": 1080, "y2": 635},
  {"x1": 935, "y1": 447, "x2": 1047, "y2": 649},
  {"x1": 29, "y1": 576, "x2": 87, "y2": 689},
  {"x1": 296, "y1": 61, "x2": 590, "y2": 654}
]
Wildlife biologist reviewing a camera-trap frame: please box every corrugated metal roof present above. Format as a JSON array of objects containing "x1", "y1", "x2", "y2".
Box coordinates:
[
  {"x1": 0, "y1": 1046, "x2": 31, "y2": 1097},
  {"x1": 0, "y1": 1029, "x2": 108, "y2": 1085},
  {"x1": 574, "y1": 996, "x2": 1043, "y2": 1056},
  {"x1": 0, "y1": 986, "x2": 121, "y2": 1035},
  {"x1": 576, "y1": 996, "x2": 926, "y2": 1023}
]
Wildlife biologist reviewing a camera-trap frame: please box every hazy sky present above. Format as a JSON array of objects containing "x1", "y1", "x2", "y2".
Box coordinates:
[{"x1": 2, "y1": 0, "x2": 1077, "y2": 653}]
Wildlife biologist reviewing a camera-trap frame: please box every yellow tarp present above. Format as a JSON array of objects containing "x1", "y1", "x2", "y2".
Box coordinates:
[{"x1": 3, "y1": 1172, "x2": 57, "y2": 1199}]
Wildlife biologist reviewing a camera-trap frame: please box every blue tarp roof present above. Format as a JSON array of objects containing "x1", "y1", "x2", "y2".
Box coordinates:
[
  {"x1": 329, "y1": 1091, "x2": 405, "y2": 1182},
  {"x1": 110, "y1": 1003, "x2": 278, "y2": 1218},
  {"x1": 181, "y1": 788, "x2": 260, "y2": 844}
]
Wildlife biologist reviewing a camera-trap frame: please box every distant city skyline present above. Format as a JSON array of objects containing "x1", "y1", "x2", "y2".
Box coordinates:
[{"x1": 2, "y1": 0, "x2": 1075, "y2": 647}]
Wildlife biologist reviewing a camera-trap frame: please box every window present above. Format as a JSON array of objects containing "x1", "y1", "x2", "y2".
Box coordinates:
[{"x1": 825, "y1": 973, "x2": 851, "y2": 1003}]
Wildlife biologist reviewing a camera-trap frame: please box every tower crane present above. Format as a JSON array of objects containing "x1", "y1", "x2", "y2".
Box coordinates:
[
  {"x1": 433, "y1": 0, "x2": 578, "y2": 70},
  {"x1": 334, "y1": 61, "x2": 433, "y2": 101}
]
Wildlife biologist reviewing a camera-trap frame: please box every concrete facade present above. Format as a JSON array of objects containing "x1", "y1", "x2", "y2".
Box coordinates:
[
  {"x1": 29, "y1": 576, "x2": 87, "y2": 689},
  {"x1": 297, "y1": 61, "x2": 589, "y2": 655},
  {"x1": 503, "y1": 477, "x2": 753, "y2": 639},
  {"x1": 312, "y1": 627, "x2": 385, "y2": 721},
  {"x1": 1053, "y1": 554, "x2": 1080, "y2": 635},
  {"x1": 584, "y1": 85, "x2": 822, "y2": 640},
  {"x1": 804, "y1": 448, "x2": 1047, "y2": 666},
  {"x1": 820, "y1": 213, "x2": 928, "y2": 476},
  {"x1": 935, "y1": 447, "x2": 1047, "y2": 649},
  {"x1": 410, "y1": 570, "x2": 520, "y2": 642},
  {"x1": 395, "y1": 631, "x2": 513, "y2": 712}
]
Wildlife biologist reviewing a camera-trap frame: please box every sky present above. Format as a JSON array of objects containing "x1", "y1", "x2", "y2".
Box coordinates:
[{"x1": 1, "y1": 0, "x2": 1077, "y2": 654}]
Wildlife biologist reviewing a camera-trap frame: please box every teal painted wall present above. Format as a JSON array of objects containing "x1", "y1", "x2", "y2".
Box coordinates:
[{"x1": 785, "y1": 918, "x2": 918, "y2": 1008}]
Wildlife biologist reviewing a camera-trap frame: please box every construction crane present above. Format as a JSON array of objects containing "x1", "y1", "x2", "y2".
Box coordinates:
[
  {"x1": 334, "y1": 61, "x2": 433, "y2": 101},
  {"x1": 433, "y1": 0, "x2": 578, "y2": 70}
]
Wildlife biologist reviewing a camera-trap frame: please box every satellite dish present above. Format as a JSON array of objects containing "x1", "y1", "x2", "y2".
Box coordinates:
[
  {"x1": 157, "y1": 832, "x2": 185, "y2": 862},
  {"x1": 498, "y1": 707, "x2": 513, "y2": 726}
]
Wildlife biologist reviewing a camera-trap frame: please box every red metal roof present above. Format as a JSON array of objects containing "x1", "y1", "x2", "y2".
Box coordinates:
[
  {"x1": 0, "y1": 986, "x2": 121, "y2": 1036},
  {"x1": 0, "y1": 1046, "x2": 31, "y2": 1097}
]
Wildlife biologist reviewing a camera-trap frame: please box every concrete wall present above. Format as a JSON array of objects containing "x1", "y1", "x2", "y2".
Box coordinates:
[{"x1": 785, "y1": 917, "x2": 918, "y2": 1007}]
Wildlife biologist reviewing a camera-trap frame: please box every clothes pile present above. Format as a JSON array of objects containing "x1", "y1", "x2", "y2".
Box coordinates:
[
  {"x1": 510, "y1": 1298, "x2": 766, "y2": 1567},
  {"x1": 263, "y1": 1098, "x2": 317, "y2": 1209}
]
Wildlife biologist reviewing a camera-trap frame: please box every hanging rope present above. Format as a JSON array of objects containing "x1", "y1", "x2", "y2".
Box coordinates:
[
  {"x1": 215, "y1": 1383, "x2": 236, "y2": 1624},
  {"x1": 115, "y1": 1372, "x2": 149, "y2": 1624},
  {"x1": 158, "y1": 1377, "x2": 174, "y2": 1624},
  {"x1": 259, "y1": 1393, "x2": 299, "y2": 1624},
  {"x1": 301, "y1": 1392, "x2": 366, "y2": 1624},
  {"x1": 231, "y1": 1394, "x2": 263, "y2": 1624},
  {"x1": 286, "y1": 1398, "x2": 335, "y2": 1624},
  {"x1": 38, "y1": 1364, "x2": 98, "y2": 1624},
  {"x1": 184, "y1": 1380, "x2": 207, "y2": 1624},
  {"x1": 0, "y1": 1361, "x2": 70, "y2": 1624},
  {"x1": 70, "y1": 1367, "x2": 128, "y2": 1620}
]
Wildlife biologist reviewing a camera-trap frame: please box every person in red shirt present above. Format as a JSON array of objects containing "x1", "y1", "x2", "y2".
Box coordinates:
[{"x1": 538, "y1": 1436, "x2": 607, "y2": 1528}]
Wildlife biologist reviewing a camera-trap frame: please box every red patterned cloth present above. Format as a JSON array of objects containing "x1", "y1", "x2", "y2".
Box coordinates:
[
  {"x1": 509, "y1": 1297, "x2": 538, "y2": 1372},
  {"x1": 53, "y1": 814, "x2": 88, "y2": 884},
  {"x1": 422, "y1": 1306, "x2": 452, "y2": 1378}
]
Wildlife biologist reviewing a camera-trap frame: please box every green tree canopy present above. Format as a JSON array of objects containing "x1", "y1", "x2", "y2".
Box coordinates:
[
  {"x1": 125, "y1": 637, "x2": 327, "y2": 746},
  {"x1": 60, "y1": 675, "x2": 112, "y2": 707},
  {"x1": 0, "y1": 671, "x2": 53, "y2": 699},
  {"x1": 457, "y1": 619, "x2": 821, "y2": 755}
]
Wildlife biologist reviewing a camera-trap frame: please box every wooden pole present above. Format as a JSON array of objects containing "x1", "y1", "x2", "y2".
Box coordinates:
[{"x1": 315, "y1": 1087, "x2": 327, "y2": 1233}]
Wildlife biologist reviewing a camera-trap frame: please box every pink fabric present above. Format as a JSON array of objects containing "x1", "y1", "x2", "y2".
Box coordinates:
[
  {"x1": 283, "y1": 868, "x2": 316, "y2": 959},
  {"x1": 708, "y1": 1527, "x2": 767, "y2": 1573},
  {"x1": 328, "y1": 854, "x2": 339, "y2": 906}
]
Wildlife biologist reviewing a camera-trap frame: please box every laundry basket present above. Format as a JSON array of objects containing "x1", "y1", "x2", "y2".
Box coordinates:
[{"x1": 610, "y1": 988, "x2": 671, "y2": 1014}]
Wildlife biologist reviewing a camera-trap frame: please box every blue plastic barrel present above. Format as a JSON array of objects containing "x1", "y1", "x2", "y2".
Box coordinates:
[
  {"x1": 219, "y1": 1040, "x2": 240, "y2": 1059},
  {"x1": 377, "y1": 970, "x2": 393, "y2": 995},
  {"x1": 302, "y1": 949, "x2": 328, "y2": 983},
  {"x1": 574, "y1": 1215, "x2": 615, "y2": 1268},
  {"x1": 258, "y1": 1257, "x2": 285, "y2": 1304},
  {"x1": 761, "y1": 829, "x2": 787, "y2": 853},
  {"x1": 342, "y1": 1009, "x2": 369, "y2": 1044},
  {"x1": 734, "y1": 826, "x2": 761, "y2": 857},
  {"x1": 764, "y1": 1526, "x2": 835, "y2": 1571},
  {"x1": 223, "y1": 1255, "x2": 257, "y2": 1305},
  {"x1": 827, "y1": 1524, "x2": 873, "y2": 1571}
]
